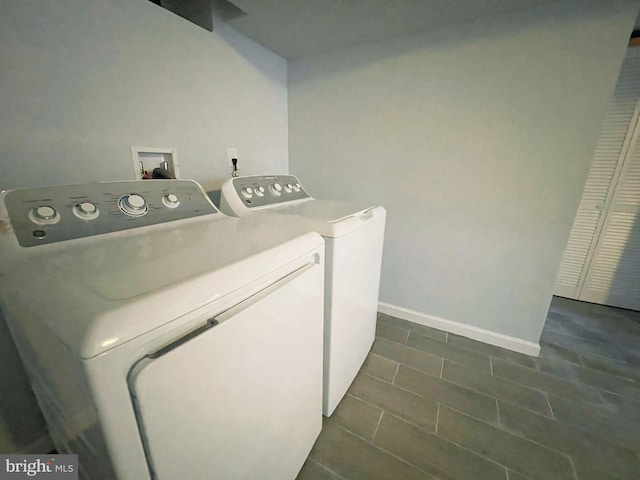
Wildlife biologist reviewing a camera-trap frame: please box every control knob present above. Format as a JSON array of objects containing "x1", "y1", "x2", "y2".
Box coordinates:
[
  {"x1": 254, "y1": 186, "x2": 265, "y2": 197},
  {"x1": 162, "y1": 193, "x2": 180, "y2": 208},
  {"x1": 284, "y1": 183, "x2": 293, "y2": 193},
  {"x1": 73, "y1": 202, "x2": 99, "y2": 220},
  {"x1": 293, "y1": 183, "x2": 301, "y2": 192},
  {"x1": 241, "y1": 187, "x2": 254, "y2": 199},
  {"x1": 118, "y1": 194, "x2": 148, "y2": 217},
  {"x1": 269, "y1": 183, "x2": 282, "y2": 196},
  {"x1": 34, "y1": 206, "x2": 56, "y2": 220},
  {"x1": 29, "y1": 205, "x2": 60, "y2": 225}
]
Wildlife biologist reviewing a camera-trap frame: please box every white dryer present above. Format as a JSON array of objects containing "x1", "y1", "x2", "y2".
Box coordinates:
[
  {"x1": 220, "y1": 175, "x2": 386, "y2": 416},
  {"x1": 0, "y1": 180, "x2": 325, "y2": 480}
]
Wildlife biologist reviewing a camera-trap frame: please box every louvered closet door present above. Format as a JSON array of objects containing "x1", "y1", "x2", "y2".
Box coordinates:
[
  {"x1": 555, "y1": 47, "x2": 640, "y2": 306},
  {"x1": 580, "y1": 122, "x2": 640, "y2": 310}
]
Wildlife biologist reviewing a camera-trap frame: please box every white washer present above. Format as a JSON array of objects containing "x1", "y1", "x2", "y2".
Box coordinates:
[
  {"x1": 220, "y1": 175, "x2": 386, "y2": 416},
  {"x1": 0, "y1": 180, "x2": 325, "y2": 480}
]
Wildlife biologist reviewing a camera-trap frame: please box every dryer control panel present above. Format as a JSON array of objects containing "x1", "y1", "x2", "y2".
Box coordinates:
[
  {"x1": 2, "y1": 180, "x2": 218, "y2": 247},
  {"x1": 226, "y1": 175, "x2": 310, "y2": 209}
]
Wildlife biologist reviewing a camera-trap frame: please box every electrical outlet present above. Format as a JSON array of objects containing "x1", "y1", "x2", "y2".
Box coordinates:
[{"x1": 227, "y1": 147, "x2": 237, "y2": 167}]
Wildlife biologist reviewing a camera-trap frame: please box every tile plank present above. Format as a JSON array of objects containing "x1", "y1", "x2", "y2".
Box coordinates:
[
  {"x1": 491, "y1": 357, "x2": 603, "y2": 404},
  {"x1": 296, "y1": 458, "x2": 341, "y2": 480},
  {"x1": 371, "y1": 337, "x2": 441, "y2": 377},
  {"x1": 442, "y1": 361, "x2": 552, "y2": 416},
  {"x1": 376, "y1": 320, "x2": 410, "y2": 344},
  {"x1": 447, "y1": 334, "x2": 537, "y2": 368},
  {"x1": 437, "y1": 406, "x2": 574, "y2": 480},
  {"x1": 407, "y1": 333, "x2": 492, "y2": 374},
  {"x1": 331, "y1": 394, "x2": 382, "y2": 442},
  {"x1": 549, "y1": 394, "x2": 640, "y2": 453},
  {"x1": 360, "y1": 353, "x2": 398, "y2": 383},
  {"x1": 348, "y1": 373, "x2": 438, "y2": 432},
  {"x1": 377, "y1": 313, "x2": 447, "y2": 342},
  {"x1": 578, "y1": 353, "x2": 640, "y2": 383},
  {"x1": 538, "y1": 356, "x2": 640, "y2": 399},
  {"x1": 498, "y1": 401, "x2": 640, "y2": 479},
  {"x1": 374, "y1": 413, "x2": 507, "y2": 480},
  {"x1": 394, "y1": 365, "x2": 498, "y2": 425},
  {"x1": 309, "y1": 420, "x2": 433, "y2": 480}
]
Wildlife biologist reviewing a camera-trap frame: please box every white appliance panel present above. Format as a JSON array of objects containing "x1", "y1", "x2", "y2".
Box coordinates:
[
  {"x1": 323, "y1": 211, "x2": 386, "y2": 413},
  {"x1": 129, "y1": 262, "x2": 323, "y2": 479},
  {"x1": 0, "y1": 180, "x2": 326, "y2": 479},
  {"x1": 219, "y1": 174, "x2": 387, "y2": 416}
]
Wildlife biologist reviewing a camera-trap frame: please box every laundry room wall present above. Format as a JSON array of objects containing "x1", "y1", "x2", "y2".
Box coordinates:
[
  {"x1": 288, "y1": 0, "x2": 640, "y2": 351},
  {"x1": 0, "y1": 0, "x2": 288, "y2": 453},
  {"x1": 0, "y1": 0, "x2": 288, "y2": 191}
]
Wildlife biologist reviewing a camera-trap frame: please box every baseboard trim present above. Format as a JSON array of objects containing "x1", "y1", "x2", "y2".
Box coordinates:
[{"x1": 378, "y1": 302, "x2": 541, "y2": 357}]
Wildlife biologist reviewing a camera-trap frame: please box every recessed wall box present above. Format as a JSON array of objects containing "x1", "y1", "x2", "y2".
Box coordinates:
[{"x1": 131, "y1": 147, "x2": 179, "y2": 180}]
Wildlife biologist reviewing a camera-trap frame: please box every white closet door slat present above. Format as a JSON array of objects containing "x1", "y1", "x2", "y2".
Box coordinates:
[
  {"x1": 555, "y1": 48, "x2": 640, "y2": 300},
  {"x1": 580, "y1": 137, "x2": 640, "y2": 310}
]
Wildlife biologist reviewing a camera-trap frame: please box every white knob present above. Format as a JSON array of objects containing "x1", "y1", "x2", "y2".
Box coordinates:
[
  {"x1": 78, "y1": 202, "x2": 97, "y2": 215},
  {"x1": 162, "y1": 193, "x2": 180, "y2": 208},
  {"x1": 254, "y1": 186, "x2": 265, "y2": 197},
  {"x1": 293, "y1": 183, "x2": 301, "y2": 192},
  {"x1": 29, "y1": 205, "x2": 61, "y2": 225},
  {"x1": 127, "y1": 195, "x2": 145, "y2": 209},
  {"x1": 119, "y1": 194, "x2": 148, "y2": 216},
  {"x1": 73, "y1": 202, "x2": 100, "y2": 220},
  {"x1": 269, "y1": 183, "x2": 282, "y2": 195},
  {"x1": 284, "y1": 183, "x2": 293, "y2": 193},
  {"x1": 34, "y1": 206, "x2": 56, "y2": 220},
  {"x1": 241, "y1": 187, "x2": 254, "y2": 198}
]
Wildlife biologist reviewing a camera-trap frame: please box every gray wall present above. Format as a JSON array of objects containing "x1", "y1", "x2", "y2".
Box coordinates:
[
  {"x1": 0, "y1": 0, "x2": 288, "y2": 453},
  {"x1": 288, "y1": 0, "x2": 639, "y2": 344},
  {"x1": 0, "y1": 0, "x2": 288, "y2": 191}
]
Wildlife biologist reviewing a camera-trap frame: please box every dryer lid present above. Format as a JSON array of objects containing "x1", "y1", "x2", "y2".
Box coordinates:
[{"x1": 254, "y1": 200, "x2": 385, "y2": 238}]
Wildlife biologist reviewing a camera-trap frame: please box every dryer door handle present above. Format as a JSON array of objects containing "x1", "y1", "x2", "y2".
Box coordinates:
[{"x1": 213, "y1": 260, "x2": 318, "y2": 326}]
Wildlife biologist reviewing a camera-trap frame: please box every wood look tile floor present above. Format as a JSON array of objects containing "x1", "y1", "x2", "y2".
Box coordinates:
[{"x1": 296, "y1": 297, "x2": 640, "y2": 480}]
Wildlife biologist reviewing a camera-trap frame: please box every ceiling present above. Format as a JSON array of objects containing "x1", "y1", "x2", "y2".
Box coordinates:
[{"x1": 222, "y1": 0, "x2": 567, "y2": 58}]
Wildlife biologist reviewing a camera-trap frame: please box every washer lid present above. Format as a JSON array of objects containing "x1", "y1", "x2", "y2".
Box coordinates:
[
  {"x1": 254, "y1": 200, "x2": 385, "y2": 238},
  {"x1": 0, "y1": 215, "x2": 323, "y2": 358}
]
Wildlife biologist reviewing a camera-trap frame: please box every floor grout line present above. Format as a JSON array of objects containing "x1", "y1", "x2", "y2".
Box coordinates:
[
  {"x1": 374, "y1": 335, "x2": 445, "y2": 363},
  {"x1": 437, "y1": 406, "x2": 586, "y2": 474},
  {"x1": 378, "y1": 411, "x2": 514, "y2": 471},
  {"x1": 391, "y1": 362, "x2": 400, "y2": 384},
  {"x1": 357, "y1": 373, "x2": 439, "y2": 401},
  {"x1": 307, "y1": 457, "x2": 349, "y2": 480},
  {"x1": 465, "y1": 353, "x2": 618, "y2": 407},
  {"x1": 330, "y1": 419, "x2": 444, "y2": 478},
  {"x1": 382, "y1": 360, "x2": 557, "y2": 421},
  {"x1": 566, "y1": 453, "x2": 579, "y2": 480},
  {"x1": 371, "y1": 410, "x2": 384, "y2": 442},
  {"x1": 545, "y1": 392, "x2": 555, "y2": 420},
  {"x1": 351, "y1": 308, "x2": 640, "y2": 480},
  {"x1": 379, "y1": 359, "x2": 637, "y2": 478}
]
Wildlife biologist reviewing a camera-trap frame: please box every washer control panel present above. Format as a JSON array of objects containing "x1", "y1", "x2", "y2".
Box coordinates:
[
  {"x1": 3, "y1": 180, "x2": 218, "y2": 247},
  {"x1": 230, "y1": 175, "x2": 309, "y2": 208}
]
